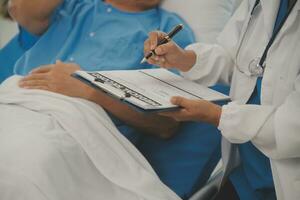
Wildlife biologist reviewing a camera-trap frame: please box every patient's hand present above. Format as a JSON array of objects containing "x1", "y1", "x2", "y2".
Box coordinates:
[
  {"x1": 19, "y1": 61, "x2": 93, "y2": 99},
  {"x1": 19, "y1": 61, "x2": 179, "y2": 138}
]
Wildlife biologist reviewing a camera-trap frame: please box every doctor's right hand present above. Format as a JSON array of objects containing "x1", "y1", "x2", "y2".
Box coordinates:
[{"x1": 144, "y1": 31, "x2": 197, "y2": 72}]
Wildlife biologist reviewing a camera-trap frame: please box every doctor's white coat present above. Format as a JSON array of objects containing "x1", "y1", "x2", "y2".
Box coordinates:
[{"x1": 182, "y1": 0, "x2": 300, "y2": 199}]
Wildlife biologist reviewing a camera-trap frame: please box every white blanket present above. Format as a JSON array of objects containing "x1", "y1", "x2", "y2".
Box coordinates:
[{"x1": 0, "y1": 76, "x2": 180, "y2": 200}]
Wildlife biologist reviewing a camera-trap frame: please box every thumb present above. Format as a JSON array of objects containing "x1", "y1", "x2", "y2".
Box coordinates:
[
  {"x1": 149, "y1": 31, "x2": 167, "y2": 50},
  {"x1": 170, "y1": 96, "x2": 190, "y2": 107},
  {"x1": 56, "y1": 60, "x2": 63, "y2": 64},
  {"x1": 30, "y1": 65, "x2": 52, "y2": 74},
  {"x1": 155, "y1": 42, "x2": 175, "y2": 56}
]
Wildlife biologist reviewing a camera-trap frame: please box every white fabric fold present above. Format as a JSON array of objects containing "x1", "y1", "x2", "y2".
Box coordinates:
[
  {"x1": 0, "y1": 76, "x2": 180, "y2": 200},
  {"x1": 181, "y1": 43, "x2": 234, "y2": 86}
]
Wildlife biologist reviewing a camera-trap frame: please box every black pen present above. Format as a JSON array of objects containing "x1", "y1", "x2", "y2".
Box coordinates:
[{"x1": 140, "y1": 24, "x2": 184, "y2": 64}]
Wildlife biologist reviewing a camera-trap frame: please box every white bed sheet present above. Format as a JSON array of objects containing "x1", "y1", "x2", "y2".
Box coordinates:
[{"x1": 0, "y1": 76, "x2": 180, "y2": 200}]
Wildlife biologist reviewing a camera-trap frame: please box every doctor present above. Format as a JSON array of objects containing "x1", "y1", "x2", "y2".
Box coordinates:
[{"x1": 144, "y1": 0, "x2": 300, "y2": 199}]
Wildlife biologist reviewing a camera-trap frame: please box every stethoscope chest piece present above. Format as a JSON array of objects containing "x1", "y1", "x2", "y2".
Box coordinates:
[
  {"x1": 248, "y1": 58, "x2": 264, "y2": 77},
  {"x1": 235, "y1": 0, "x2": 298, "y2": 78}
]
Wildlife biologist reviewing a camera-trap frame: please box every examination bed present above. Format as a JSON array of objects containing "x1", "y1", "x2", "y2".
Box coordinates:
[{"x1": 0, "y1": 0, "x2": 242, "y2": 199}]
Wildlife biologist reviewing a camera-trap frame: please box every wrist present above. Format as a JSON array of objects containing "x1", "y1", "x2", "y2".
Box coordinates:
[
  {"x1": 208, "y1": 104, "x2": 222, "y2": 127},
  {"x1": 82, "y1": 85, "x2": 97, "y2": 101},
  {"x1": 179, "y1": 50, "x2": 196, "y2": 72}
]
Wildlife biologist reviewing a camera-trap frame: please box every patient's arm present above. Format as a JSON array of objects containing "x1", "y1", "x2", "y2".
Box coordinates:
[
  {"x1": 8, "y1": 0, "x2": 62, "y2": 35},
  {"x1": 87, "y1": 88, "x2": 179, "y2": 139},
  {"x1": 19, "y1": 62, "x2": 179, "y2": 138}
]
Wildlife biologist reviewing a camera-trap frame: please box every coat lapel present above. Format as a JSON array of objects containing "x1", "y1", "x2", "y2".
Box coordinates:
[
  {"x1": 273, "y1": 0, "x2": 300, "y2": 46},
  {"x1": 260, "y1": 0, "x2": 280, "y2": 38}
]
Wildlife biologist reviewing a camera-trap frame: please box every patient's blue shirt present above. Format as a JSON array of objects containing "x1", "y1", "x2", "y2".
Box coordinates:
[{"x1": 14, "y1": 0, "x2": 195, "y2": 142}]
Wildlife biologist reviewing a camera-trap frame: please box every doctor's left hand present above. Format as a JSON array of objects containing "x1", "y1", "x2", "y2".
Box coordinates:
[
  {"x1": 19, "y1": 60, "x2": 93, "y2": 99},
  {"x1": 160, "y1": 96, "x2": 222, "y2": 127}
]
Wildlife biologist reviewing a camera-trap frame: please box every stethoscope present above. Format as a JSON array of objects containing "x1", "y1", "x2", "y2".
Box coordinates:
[{"x1": 235, "y1": 0, "x2": 298, "y2": 77}]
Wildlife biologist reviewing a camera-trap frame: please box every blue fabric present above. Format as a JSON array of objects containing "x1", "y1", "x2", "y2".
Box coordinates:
[
  {"x1": 274, "y1": 0, "x2": 288, "y2": 33},
  {"x1": 138, "y1": 122, "x2": 221, "y2": 199},
  {"x1": 14, "y1": 0, "x2": 195, "y2": 74},
  {"x1": 230, "y1": 1, "x2": 288, "y2": 199},
  {"x1": 137, "y1": 84, "x2": 229, "y2": 199},
  {"x1": 0, "y1": 28, "x2": 38, "y2": 83},
  {"x1": 0, "y1": 36, "x2": 22, "y2": 83},
  {"x1": 19, "y1": 28, "x2": 39, "y2": 50},
  {"x1": 12, "y1": 1, "x2": 224, "y2": 198}
]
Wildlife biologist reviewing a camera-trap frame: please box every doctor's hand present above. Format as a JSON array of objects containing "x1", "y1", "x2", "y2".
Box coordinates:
[
  {"x1": 19, "y1": 60, "x2": 93, "y2": 99},
  {"x1": 160, "y1": 96, "x2": 222, "y2": 127},
  {"x1": 144, "y1": 31, "x2": 196, "y2": 72}
]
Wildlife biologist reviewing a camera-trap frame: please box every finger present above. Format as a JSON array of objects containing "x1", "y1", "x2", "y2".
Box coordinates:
[
  {"x1": 173, "y1": 110, "x2": 190, "y2": 121},
  {"x1": 147, "y1": 56, "x2": 167, "y2": 68},
  {"x1": 22, "y1": 86, "x2": 50, "y2": 91},
  {"x1": 155, "y1": 42, "x2": 175, "y2": 56},
  {"x1": 21, "y1": 73, "x2": 49, "y2": 82},
  {"x1": 56, "y1": 60, "x2": 63, "y2": 64},
  {"x1": 19, "y1": 80, "x2": 49, "y2": 88},
  {"x1": 148, "y1": 31, "x2": 166, "y2": 50},
  {"x1": 157, "y1": 57, "x2": 167, "y2": 67},
  {"x1": 30, "y1": 65, "x2": 53, "y2": 74},
  {"x1": 159, "y1": 109, "x2": 190, "y2": 121},
  {"x1": 159, "y1": 111, "x2": 177, "y2": 117},
  {"x1": 144, "y1": 39, "x2": 152, "y2": 55},
  {"x1": 147, "y1": 55, "x2": 161, "y2": 64},
  {"x1": 147, "y1": 57, "x2": 158, "y2": 65},
  {"x1": 159, "y1": 108, "x2": 187, "y2": 116},
  {"x1": 170, "y1": 96, "x2": 191, "y2": 107},
  {"x1": 148, "y1": 32, "x2": 159, "y2": 50}
]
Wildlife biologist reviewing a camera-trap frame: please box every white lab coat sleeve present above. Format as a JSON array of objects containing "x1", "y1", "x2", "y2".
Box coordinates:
[
  {"x1": 218, "y1": 74, "x2": 300, "y2": 160},
  {"x1": 181, "y1": 43, "x2": 234, "y2": 86},
  {"x1": 181, "y1": 0, "x2": 252, "y2": 86}
]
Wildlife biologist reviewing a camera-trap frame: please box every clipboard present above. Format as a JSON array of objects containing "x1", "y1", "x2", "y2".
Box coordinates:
[{"x1": 72, "y1": 69, "x2": 230, "y2": 113}]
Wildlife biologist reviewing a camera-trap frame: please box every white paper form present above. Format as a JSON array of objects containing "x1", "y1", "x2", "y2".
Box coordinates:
[
  {"x1": 75, "y1": 69, "x2": 230, "y2": 111},
  {"x1": 138, "y1": 69, "x2": 229, "y2": 101},
  {"x1": 90, "y1": 69, "x2": 228, "y2": 109}
]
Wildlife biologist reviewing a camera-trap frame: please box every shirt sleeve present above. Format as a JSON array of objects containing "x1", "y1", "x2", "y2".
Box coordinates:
[
  {"x1": 180, "y1": 0, "x2": 251, "y2": 86},
  {"x1": 218, "y1": 74, "x2": 300, "y2": 160}
]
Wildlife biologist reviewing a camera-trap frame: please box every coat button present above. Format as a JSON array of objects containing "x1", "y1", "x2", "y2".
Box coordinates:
[{"x1": 89, "y1": 32, "x2": 95, "y2": 37}]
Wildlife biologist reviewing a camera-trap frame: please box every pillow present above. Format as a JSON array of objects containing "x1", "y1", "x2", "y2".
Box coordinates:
[
  {"x1": 162, "y1": 0, "x2": 243, "y2": 42},
  {"x1": 0, "y1": 19, "x2": 18, "y2": 48}
]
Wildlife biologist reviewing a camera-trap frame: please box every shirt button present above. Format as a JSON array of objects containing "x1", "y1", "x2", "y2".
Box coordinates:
[
  {"x1": 69, "y1": 57, "x2": 74, "y2": 62},
  {"x1": 107, "y1": 8, "x2": 112, "y2": 13},
  {"x1": 89, "y1": 32, "x2": 95, "y2": 37}
]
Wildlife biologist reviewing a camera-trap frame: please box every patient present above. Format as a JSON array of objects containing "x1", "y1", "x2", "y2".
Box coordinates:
[
  {"x1": 0, "y1": 0, "x2": 195, "y2": 199},
  {"x1": 9, "y1": 0, "x2": 195, "y2": 140}
]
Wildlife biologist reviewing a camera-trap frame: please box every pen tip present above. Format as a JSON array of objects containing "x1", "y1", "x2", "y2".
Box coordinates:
[{"x1": 140, "y1": 58, "x2": 147, "y2": 64}]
